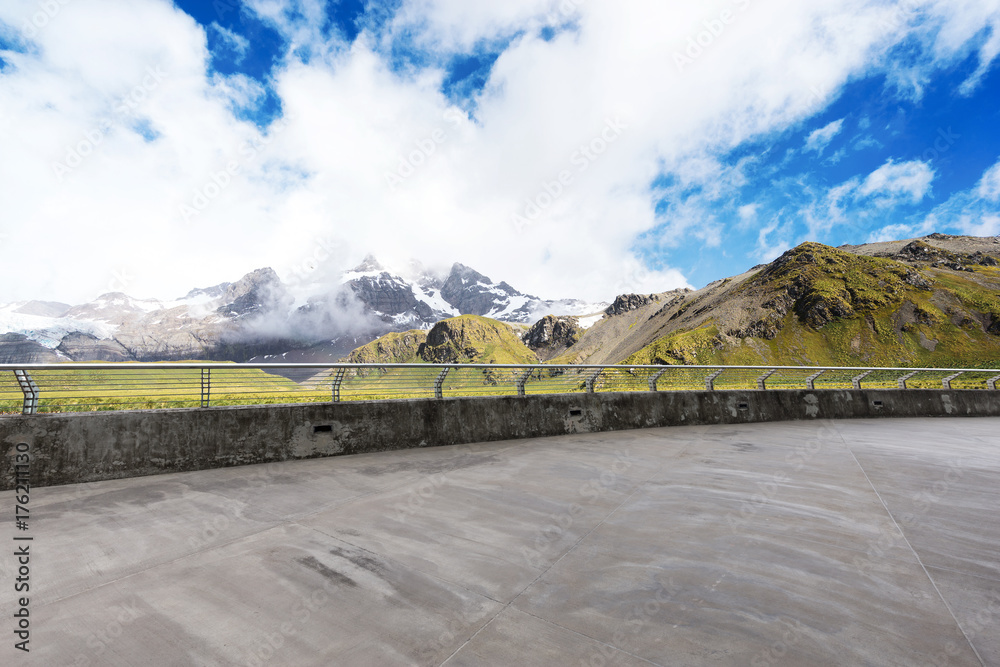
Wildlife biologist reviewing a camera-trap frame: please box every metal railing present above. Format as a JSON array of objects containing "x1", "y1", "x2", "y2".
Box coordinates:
[{"x1": 1, "y1": 363, "x2": 998, "y2": 416}]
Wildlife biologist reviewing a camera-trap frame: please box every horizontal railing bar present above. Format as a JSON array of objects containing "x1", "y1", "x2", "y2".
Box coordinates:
[{"x1": 3, "y1": 363, "x2": 1000, "y2": 372}]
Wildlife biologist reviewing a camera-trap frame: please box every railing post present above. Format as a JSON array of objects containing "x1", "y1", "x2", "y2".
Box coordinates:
[
  {"x1": 942, "y1": 371, "x2": 963, "y2": 390},
  {"x1": 852, "y1": 370, "x2": 872, "y2": 390},
  {"x1": 434, "y1": 367, "x2": 450, "y2": 399},
  {"x1": 989, "y1": 375, "x2": 1000, "y2": 391},
  {"x1": 585, "y1": 368, "x2": 603, "y2": 393},
  {"x1": 13, "y1": 370, "x2": 39, "y2": 415},
  {"x1": 648, "y1": 368, "x2": 668, "y2": 392},
  {"x1": 805, "y1": 370, "x2": 825, "y2": 390},
  {"x1": 705, "y1": 369, "x2": 724, "y2": 391},
  {"x1": 756, "y1": 369, "x2": 777, "y2": 391},
  {"x1": 897, "y1": 371, "x2": 919, "y2": 389},
  {"x1": 200, "y1": 368, "x2": 211, "y2": 408},
  {"x1": 516, "y1": 369, "x2": 532, "y2": 397},
  {"x1": 331, "y1": 367, "x2": 346, "y2": 402}
]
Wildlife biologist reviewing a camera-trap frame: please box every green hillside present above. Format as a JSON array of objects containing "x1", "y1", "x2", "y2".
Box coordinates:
[
  {"x1": 623, "y1": 241, "x2": 1000, "y2": 368},
  {"x1": 418, "y1": 315, "x2": 539, "y2": 364},
  {"x1": 344, "y1": 330, "x2": 426, "y2": 364}
]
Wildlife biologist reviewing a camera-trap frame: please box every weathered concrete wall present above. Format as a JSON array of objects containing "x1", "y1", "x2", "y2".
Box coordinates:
[{"x1": 2, "y1": 389, "x2": 998, "y2": 489}]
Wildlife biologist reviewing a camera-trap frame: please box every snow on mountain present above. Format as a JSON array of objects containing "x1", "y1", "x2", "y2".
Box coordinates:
[
  {"x1": 0, "y1": 302, "x2": 118, "y2": 349},
  {"x1": 0, "y1": 253, "x2": 611, "y2": 362},
  {"x1": 577, "y1": 313, "x2": 605, "y2": 329}
]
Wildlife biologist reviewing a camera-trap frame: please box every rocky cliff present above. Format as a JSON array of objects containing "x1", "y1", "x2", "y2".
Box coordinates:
[
  {"x1": 0, "y1": 333, "x2": 67, "y2": 363},
  {"x1": 521, "y1": 315, "x2": 582, "y2": 361}
]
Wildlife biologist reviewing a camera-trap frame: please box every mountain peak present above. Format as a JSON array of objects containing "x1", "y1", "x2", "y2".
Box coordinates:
[
  {"x1": 352, "y1": 254, "x2": 384, "y2": 273},
  {"x1": 218, "y1": 267, "x2": 290, "y2": 319},
  {"x1": 448, "y1": 263, "x2": 490, "y2": 285}
]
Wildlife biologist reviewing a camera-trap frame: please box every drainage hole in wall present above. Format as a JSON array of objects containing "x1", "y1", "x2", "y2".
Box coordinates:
[
  {"x1": 873, "y1": 401, "x2": 884, "y2": 407},
  {"x1": 569, "y1": 409, "x2": 583, "y2": 417},
  {"x1": 737, "y1": 402, "x2": 749, "y2": 410},
  {"x1": 314, "y1": 424, "x2": 333, "y2": 433}
]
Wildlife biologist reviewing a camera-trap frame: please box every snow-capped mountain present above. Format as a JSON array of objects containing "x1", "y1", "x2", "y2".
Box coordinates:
[
  {"x1": 0, "y1": 256, "x2": 608, "y2": 363},
  {"x1": 322, "y1": 254, "x2": 605, "y2": 329}
]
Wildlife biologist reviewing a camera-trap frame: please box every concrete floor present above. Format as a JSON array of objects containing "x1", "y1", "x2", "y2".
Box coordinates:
[{"x1": 2, "y1": 417, "x2": 998, "y2": 666}]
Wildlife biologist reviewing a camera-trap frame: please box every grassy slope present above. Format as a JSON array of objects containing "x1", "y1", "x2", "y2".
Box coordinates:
[
  {"x1": 0, "y1": 362, "x2": 326, "y2": 414},
  {"x1": 419, "y1": 314, "x2": 539, "y2": 364},
  {"x1": 621, "y1": 242, "x2": 1000, "y2": 368},
  {"x1": 335, "y1": 315, "x2": 539, "y2": 400},
  {"x1": 343, "y1": 330, "x2": 427, "y2": 364}
]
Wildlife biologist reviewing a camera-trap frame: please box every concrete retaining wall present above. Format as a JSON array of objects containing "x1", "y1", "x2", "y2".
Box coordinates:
[{"x1": 2, "y1": 389, "x2": 998, "y2": 489}]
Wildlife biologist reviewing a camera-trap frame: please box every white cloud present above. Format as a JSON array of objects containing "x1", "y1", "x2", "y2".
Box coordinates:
[
  {"x1": 959, "y1": 21, "x2": 1000, "y2": 94},
  {"x1": 388, "y1": 0, "x2": 564, "y2": 51},
  {"x1": 978, "y1": 157, "x2": 1000, "y2": 201},
  {"x1": 1, "y1": 0, "x2": 1000, "y2": 305},
  {"x1": 210, "y1": 22, "x2": 251, "y2": 62},
  {"x1": 867, "y1": 157, "x2": 1000, "y2": 240},
  {"x1": 858, "y1": 159, "x2": 935, "y2": 204},
  {"x1": 804, "y1": 118, "x2": 844, "y2": 154},
  {"x1": 798, "y1": 158, "x2": 936, "y2": 240},
  {"x1": 932, "y1": 157, "x2": 1000, "y2": 235},
  {"x1": 754, "y1": 219, "x2": 790, "y2": 262}
]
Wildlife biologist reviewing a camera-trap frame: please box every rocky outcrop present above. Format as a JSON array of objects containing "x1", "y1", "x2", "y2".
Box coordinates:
[
  {"x1": 522, "y1": 315, "x2": 582, "y2": 360},
  {"x1": 753, "y1": 243, "x2": 932, "y2": 329},
  {"x1": 217, "y1": 268, "x2": 291, "y2": 319},
  {"x1": 605, "y1": 294, "x2": 656, "y2": 316},
  {"x1": 440, "y1": 264, "x2": 534, "y2": 318},
  {"x1": 112, "y1": 330, "x2": 212, "y2": 361},
  {"x1": 56, "y1": 332, "x2": 133, "y2": 361},
  {"x1": 892, "y1": 240, "x2": 998, "y2": 272},
  {"x1": 183, "y1": 283, "x2": 230, "y2": 300},
  {"x1": 0, "y1": 333, "x2": 66, "y2": 363},
  {"x1": 418, "y1": 315, "x2": 538, "y2": 364},
  {"x1": 347, "y1": 273, "x2": 435, "y2": 321}
]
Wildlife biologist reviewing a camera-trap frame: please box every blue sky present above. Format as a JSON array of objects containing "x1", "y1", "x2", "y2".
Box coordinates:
[{"x1": 1, "y1": 0, "x2": 999, "y2": 303}]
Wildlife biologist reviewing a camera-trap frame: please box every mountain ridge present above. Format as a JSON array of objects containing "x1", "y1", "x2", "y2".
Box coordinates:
[
  {"x1": 0, "y1": 254, "x2": 607, "y2": 363},
  {"x1": 4, "y1": 233, "x2": 998, "y2": 368}
]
